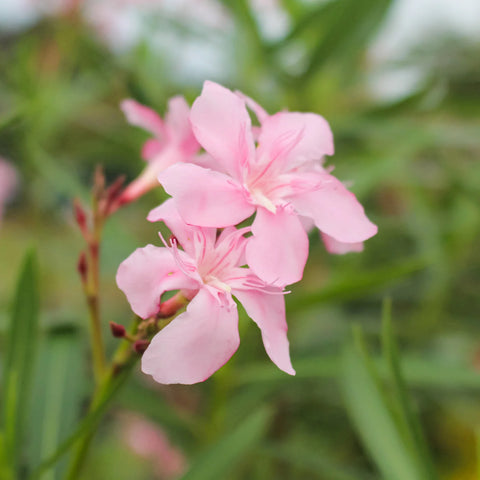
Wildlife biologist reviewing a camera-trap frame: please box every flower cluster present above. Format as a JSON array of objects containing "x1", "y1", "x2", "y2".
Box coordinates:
[{"x1": 116, "y1": 81, "x2": 377, "y2": 385}]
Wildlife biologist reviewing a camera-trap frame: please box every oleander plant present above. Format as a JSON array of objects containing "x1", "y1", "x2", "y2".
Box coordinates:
[{"x1": 0, "y1": 1, "x2": 479, "y2": 479}]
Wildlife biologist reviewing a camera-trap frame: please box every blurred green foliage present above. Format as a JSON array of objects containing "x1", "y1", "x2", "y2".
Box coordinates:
[{"x1": 0, "y1": 0, "x2": 480, "y2": 479}]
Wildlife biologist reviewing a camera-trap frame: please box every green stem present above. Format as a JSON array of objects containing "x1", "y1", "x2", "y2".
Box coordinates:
[
  {"x1": 63, "y1": 306, "x2": 185, "y2": 480},
  {"x1": 28, "y1": 317, "x2": 139, "y2": 480},
  {"x1": 87, "y1": 198, "x2": 107, "y2": 384},
  {"x1": 64, "y1": 318, "x2": 140, "y2": 480},
  {"x1": 86, "y1": 286, "x2": 106, "y2": 384}
]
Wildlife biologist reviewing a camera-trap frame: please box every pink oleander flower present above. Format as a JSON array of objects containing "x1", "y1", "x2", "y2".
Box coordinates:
[
  {"x1": 158, "y1": 81, "x2": 377, "y2": 287},
  {"x1": 119, "y1": 96, "x2": 200, "y2": 204},
  {"x1": 116, "y1": 199, "x2": 294, "y2": 385},
  {"x1": 0, "y1": 159, "x2": 18, "y2": 227},
  {"x1": 121, "y1": 413, "x2": 186, "y2": 479}
]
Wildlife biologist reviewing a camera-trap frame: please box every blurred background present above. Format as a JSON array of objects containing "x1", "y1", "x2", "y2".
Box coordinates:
[{"x1": 0, "y1": 0, "x2": 479, "y2": 478}]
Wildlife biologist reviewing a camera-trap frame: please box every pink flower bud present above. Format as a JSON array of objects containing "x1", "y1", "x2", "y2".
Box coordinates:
[
  {"x1": 133, "y1": 340, "x2": 150, "y2": 354},
  {"x1": 109, "y1": 321, "x2": 126, "y2": 338},
  {"x1": 77, "y1": 251, "x2": 88, "y2": 283}
]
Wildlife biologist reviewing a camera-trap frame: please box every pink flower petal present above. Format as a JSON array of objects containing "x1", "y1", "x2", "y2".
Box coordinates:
[
  {"x1": 116, "y1": 245, "x2": 198, "y2": 319},
  {"x1": 141, "y1": 289, "x2": 240, "y2": 384},
  {"x1": 246, "y1": 206, "x2": 309, "y2": 287},
  {"x1": 291, "y1": 173, "x2": 377, "y2": 243},
  {"x1": 141, "y1": 139, "x2": 164, "y2": 161},
  {"x1": 147, "y1": 199, "x2": 216, "y2": 256},
  {"x1": 321, "y1": 233, "x2": 364, "y2": 254},
  {"x1": 213, "y1": 226, "x2": 250, "y2": 271},
  {"x1": 190, "y1": 81, "x2": 255, "y2": 178},
  {"x1": 121, "y1": 99, "x2": 165, "y2": 139},
  {"x1": 235, "y1": 90, "x2": 269, "y2": 123},
  {"x1": 121, "y1": 146, "x2": 190, "y2": 203},
  {"x1": 257, "y1": 111, "x2": 334, "y2": 171},
  {"x1": 158, "y1": 163, "x2": 255, "y2": 228},
  {"x1": 165, "y1": 96, "x2": 199, "y2": 155},
  {"x1": 232, "y1": 288, "x2": 295, "y2": 375}
]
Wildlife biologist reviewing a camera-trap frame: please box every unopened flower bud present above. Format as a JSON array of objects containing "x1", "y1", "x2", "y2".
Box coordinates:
[
  {"x1": 77, "y1": 251, "x2": 88, "y2": 283},
  {"x1": 103, "y1": 175, "x2": 127, "y2": 216},
  {"x1": 157, "y1": 293, "x2": 187, "y2": 318},
  {"x1": 133, "y1": 340, "x2": 150, "y2": 354},
  {"x1": 73, "y1": 199, "x2": 88, "y2": 237},
  {"x1": 110, "y1": 321, "x2": 126, "y2": 338}
]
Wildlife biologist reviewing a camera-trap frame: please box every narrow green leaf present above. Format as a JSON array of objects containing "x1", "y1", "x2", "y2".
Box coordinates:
[
  {"x1": 180, "y1": 406, "x2": 273, "y2": 480},
  {"x1": 2, "y1": 249, "x2": 40, "y2": 474},
  {"x1": 29, "y1": 358, "x2": 136, "y2": 480},
  {"x1": 26, "y1": 145, "x2": 88, "y2": 200},
  {"x1": 237, "y1": 353, "x2": 480, "y2": 390},
  {"x1": 261, "y1": 440, "x2": 375, "y2": 480},
  {"x1": 0, "y1": 431, "x2": 14, "y2": 479},
  {"x1": 118, "y1": 380, "x2": 202, "y2": 446},
  {"x1": 270, "y1": 1, "x2": 332, "y2": 50},
  {"x1": 27, "y1": 325, "x2": 85, "y2": 480},
  {"x1": 287, "y1": 256, "x2": 429, "y2": 312},
  {"x1": 300, "y1": 0, "x2": 393, "y2": 82},
  {"x1": 381, "y1": 299, "x2": 438, "y2": 480},
  {"x1": 340, "y1": 326, "x2": 428, "y2": 480}
]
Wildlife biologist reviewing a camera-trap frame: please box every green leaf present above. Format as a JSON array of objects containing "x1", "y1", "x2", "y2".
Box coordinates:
[
  {"x1": 2, "y1": 249, "x2": 40, "y2": 475},
  {"x1": 237, "y1": 352, "x2": 480, "y2": 391},
  {"x1": 340, "y1": 326, "x2": 434, "y2": 480},
  {"x1": 180, "y1": 406, "x2": 273, "y2": 480},
  {"x1": 299, "y1": 0, "x2": 393, "y2": 82},
  {"x1": 381, "y1": 299, "x2": 437, "y2": 480},
  {"x1": 118, "y1": 380, "x2": 202, "y2": 447},
  {"x1": 26, "y1": 145, "x2": 88, "y2": 201},
  {"x1": 29, "y1": 356, "x2": 136, "y2": 480},
  {"x1": 261, "y1": 440, "x2": 374, "y2": 480},
  {"x1": 287, "y1": 256, "x2": 429, "y2": 312},
  {"x1": 27, "y1": 325, "x2": 85, "y2": 480}
]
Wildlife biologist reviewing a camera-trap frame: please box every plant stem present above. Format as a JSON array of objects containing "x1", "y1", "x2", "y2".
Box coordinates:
[
  {"x1": 64, "y1": 317, "x2": 140, "y2": 480},
  {"x1": 86, "y1": 197, "x2": 107, "y2": 385}
]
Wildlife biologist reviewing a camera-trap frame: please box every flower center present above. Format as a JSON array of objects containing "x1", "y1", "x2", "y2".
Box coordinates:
[
  {"x1": 203, "y1": 274, "x2": 232, "y2": 293},
  {"x1": 248, "y1": 187, "x2": 277, "y2": 213}
]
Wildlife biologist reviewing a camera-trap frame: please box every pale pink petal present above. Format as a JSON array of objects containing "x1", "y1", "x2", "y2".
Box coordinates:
[
  {"x1": 257, "y1": 111, "x2": 334, "y2": 171},
  {"x1": 232, "y1": 288, "x2": 295, "y2": 375},
  {"x1": 116, "y1": 245, "x2": 199, "y2": 319},
  {"x1": 299, "y1": 215, "x2": 314, "y2": 232},
  {"x1": 246, "y1": 206, "x2": 309, "y2": 287},
  {"x1": 121, "y1": 99, "x2": 165, "y2": 139},
  {"x1": 165, "y1": 96, "x2": 199, "y2": 155},
  {"x1": 291, "y1": 173, "x2": 377, "y2": 243},
  {"x1": 321, "y1": 233, "x2": 364, "y2": 254},
  {"x1": 120, "y1": 147, "x2": 186, "y2": 204},
  {"x1": 144, "y1": 145, "x2": 190, "y2": 177},
  {"x1": 235, "y1": 90, "x2": 269, "y2": 123},
  {"x1": 147, "y1": 199, "x2": 216, "y2": 256},
  {"x1": 192, "y1": 152, "x2": 225, "y2": 170},
  {"x1": 158, "y1": 163, "x2": 255, "y2": 228},
  {"x1": 205, "y1": 226, "x2": 251, "y2": 277},
  {"x1": 141, "y1": 139, "x2": 164, "y2": 161},
  {"x1": 190, "y1": 81, "x2": 255, "y2": 178},
  {"x1": 141, "y1": 289, "x2": 240, "y2": 385}
]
